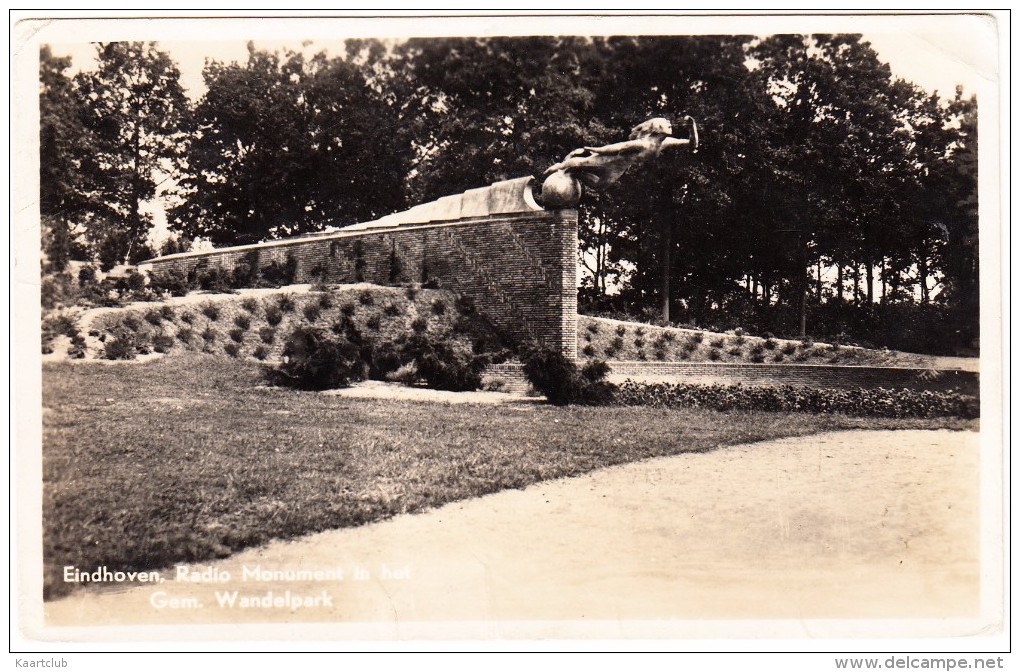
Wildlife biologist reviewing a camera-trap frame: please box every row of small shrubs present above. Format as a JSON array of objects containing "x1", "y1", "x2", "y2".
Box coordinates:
[
  {"x1": 610, "y1": 381, "x2": 979, "y2": 419},
  {"x1": 147, "y1": 253, "x2": 300, "y2": 297}
]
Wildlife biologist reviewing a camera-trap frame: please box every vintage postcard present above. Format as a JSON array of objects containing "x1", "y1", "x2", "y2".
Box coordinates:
[{"x1": 11, "y1": 11, "x2": 1006, "y2": 654}]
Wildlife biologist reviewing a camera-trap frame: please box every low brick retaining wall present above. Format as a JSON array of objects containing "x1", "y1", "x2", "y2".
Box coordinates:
[{"x1": 483, "y1": 361, "x2": 978, "y2": 396}]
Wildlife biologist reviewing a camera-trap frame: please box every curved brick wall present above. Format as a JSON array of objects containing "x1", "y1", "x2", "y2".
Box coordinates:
[{"x1": 143, "y1": 178, "x2": 578, "y2": 357}]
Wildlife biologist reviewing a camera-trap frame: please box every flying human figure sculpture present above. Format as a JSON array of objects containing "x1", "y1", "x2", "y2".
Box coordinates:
[{"x1": 537, "y1": 116, "x2": 699, "y2": 208}]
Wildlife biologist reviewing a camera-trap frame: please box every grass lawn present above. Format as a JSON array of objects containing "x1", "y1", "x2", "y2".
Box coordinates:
[{"x1": 41, "y1": 354, "x2": 976, "y2": 599}]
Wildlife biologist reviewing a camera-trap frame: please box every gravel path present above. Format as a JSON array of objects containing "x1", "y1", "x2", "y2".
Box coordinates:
[{"x1": 41, "y1": 429, "x2": 980, "y2": 633}]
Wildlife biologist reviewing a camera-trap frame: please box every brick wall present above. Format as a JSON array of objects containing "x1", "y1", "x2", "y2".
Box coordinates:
[
  {"x1": 144, "y1": 211, "x2": 578, "y2": 357},
  {"x1": 483, "y1": 361, "x2": 977, "y2": 396}
]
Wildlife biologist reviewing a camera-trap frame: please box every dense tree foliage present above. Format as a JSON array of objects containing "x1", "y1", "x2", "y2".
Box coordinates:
[
  {"x1": 168, "y1": 42, "x2": 410, "y2": 245},
  {"x1": 39, "y1": 34, "x2": 981, "y2": 352},
  {"x1": 72, "y1": 42, "x2": 191, "y2": 268}
]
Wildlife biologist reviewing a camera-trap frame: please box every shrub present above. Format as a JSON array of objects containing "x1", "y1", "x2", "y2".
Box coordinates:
[
  {"x1": 318, "y1": 293, "x2": 334, "y2": 310},
  {"x1": 201, "y1": 327, "x2": 217, "y2": 343},
  {"x1": 399, "y1": 333, "x2": 488, "y2": 392},
  {"x1": 277, "y1": 295, "x2": 296, "y2": 313},
  {"x1": 144, "y1": 309, "x2": 163, "y2": 326},
  {"x1": 197, "y1": 267, "x2": 233, "y2": 293},
  {"x1": 179, "y1": 311, "x2": 194, "y2": 325},
  {"x1": 781, "y1": 343, "x2": 797, "y2": 355},
  {"x1": 586, "y1": 322, "x2": 600, "y2": 334},
  {"x1": 339, "y1": 303, "x2": 356, "y2": 317},
  {"x1": 764, "y1": 338, "x2": 778, "y2": 351},
  {"x1": 264, "y1": 305, "x2": 283, "y2": 326},
  {"x1": 455, "y1": 295, "x2": 475, "y2": 315},
  {"x1": 610, "y1": 336, "x2": 624, "y2": 352},
  {"x1": 241, "y1": 298, "x2": 260, "y2": 314},
  {"x1": 358, "y1": 291, "x2": 374, "y2": 306},
  {"x1": 634, "y1": 338, "x2": 645, "y2": 349},
  {"x1": 42, "y1": 312, "x2": 80, "y2": 340},
  {"x1": 200, "y1": 303, "x2": 220, "y2": 321},
  {"x1": 708, "y1": 350, "x2": 721, "y2": 361},
  {"x1": 405, "y1": 285, "x2": 419, "y2": 301},
  {"x1": 750, "y1": 353, "x2": 766, "y2": 363},
  {"x1": 582, "y1": 344, "x2": 596, "y2": 357},
  {"x1": 431, "y1": 298, "x2": 446, "y2": 315},
  {"x1": 229, "y1": 328, "x2": 245, "y2": 343},
  {"x1": 520, "y1": 342, "x2": 614, "y2": 405},
  {"x1": 224, "y1": 342, "x2": 240, "y2": 358},
  {"x1": 728, "y1": 346, "x2": 743, "y2": 356},
  {"x1": 102, "y1": 325, "x2": 143, "y2": 360},
  {"x1": 103, "y1": 337, "x2": 136, "y2": 360},
  {"x1": 121, "y1": 315, "x2": 142, "y2": 332},
  {"x1": 772, "y1": 353, "x2": 786, "y2": 363},
  {"x1": 583, "y1": 333, "x2": 593, "y2": 343},
  {"x1": 149, "y1": 268, "x2": 191, "y2": 297},
  {"x1": 160, "y1": 304, "x2": 175, "y2": 320},
  {"x1": 234, "y1": 313, "x2": 251, "y2": 330},
  {"x1": 710, "y1": 337, "x2": 725, "y2": 349},
  {"x1": 67, "y1": 334, "x2": 87, "y2": 359},
  {"x1": 253, "y1": 345, "x2": 269, "y2": 361},
  {"x1": 259, "y1": 327, "x2": 276, "y2": 344},
  {"x1": 612, "y1": 382, "x2": 978, "y2": 419},
  {"x1": 690, "y1": 332, "x2": 704, "y2": 344},
  {"x1": 176, "y1": 328, "x2": 193, "y2": 344},
  {"x1": 634, "y1": 327, "x2": 645, "y2": 337},
  {"x1": 267, "y1": 325, "x2": 365, "y2": 390},
  {"x1": 662, "y1": 331, "x2": 676, "y2": 342},
  {"x1": 365, "y1": 315, "x2": 382, "y2": 331},
  {"x1": 410, "y1": 317, "x2": 428, "y2": 333},
  {"x1": 654, "y1": 349, "x2": 667, "y2": 360},
  {"x1": 615, "y1": 325, "x2": 626, "y2": 337},
  {"x1": 153, "y1": 335, "x2": 175, "y2": 354},
  {"x1": 302, "y1": 303, "x2": 321, "y2": 322},
  {"x1": 77, "y1": 265, "x2": 98, "y2": 286}
]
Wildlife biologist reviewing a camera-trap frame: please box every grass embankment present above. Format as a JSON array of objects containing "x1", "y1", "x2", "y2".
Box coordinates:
[
  {"x1": 577, "y1": 315, "x2": 958, "y2": 368},
  {"x1": 42, "y1": 354, "x2": 976, "y2": 600},
  {"x1": 81, "y1": 284, "x2": 503, "y2": 363}
]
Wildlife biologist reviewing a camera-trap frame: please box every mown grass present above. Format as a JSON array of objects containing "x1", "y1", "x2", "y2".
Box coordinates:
[{"x1": 42, "y1": 354, "x2": 976, "y2": 600}]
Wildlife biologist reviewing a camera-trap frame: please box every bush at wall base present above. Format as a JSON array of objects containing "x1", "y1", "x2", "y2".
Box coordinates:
[{"x1": 519, "y1": 341, "x2": 614, "y2": 406}]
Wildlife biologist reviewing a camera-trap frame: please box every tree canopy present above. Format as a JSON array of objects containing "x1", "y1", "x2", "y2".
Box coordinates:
[{"x1": 39, "y1": 34, "x2": 980, "y2": 352}]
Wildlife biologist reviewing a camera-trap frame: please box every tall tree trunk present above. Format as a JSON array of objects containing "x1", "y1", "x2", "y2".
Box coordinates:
[
  {"x1": 866, "y1": 262, "x2": 874, "y2": 305},
  {"x1": 918, "y1": 254, "x2": 930, "y2": 305},
  {"x1": 660, "y1": 218, "x2": 672, "y2": 322},
  {"x1": 880, "y1": 258, "x2": 888, "y2": 304},
  {"x1": 836, "y1": 263, "x2": 844, "y2": 302},
  {"x1": 816, "y1": 260, "x2": 823, "y2": 300}
]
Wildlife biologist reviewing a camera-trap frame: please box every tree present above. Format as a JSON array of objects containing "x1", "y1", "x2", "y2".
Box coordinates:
[
  {"x1": 74, "y1": 42, "x2": 190, "y2": 268},
  {"x1": 170, "y1": 42, "x2": 410, "y2": 246},
  {"x1": 390, "y1": 36, "x2": 604, "y2": 204},
  {"x1": 39, "y1": 46, "x2": 96, "y2": 271}
]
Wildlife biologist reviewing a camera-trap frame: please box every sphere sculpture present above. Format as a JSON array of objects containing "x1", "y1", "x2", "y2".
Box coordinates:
[{"x1": 538, "y1": 170, "x2": 584, "y2": 208}]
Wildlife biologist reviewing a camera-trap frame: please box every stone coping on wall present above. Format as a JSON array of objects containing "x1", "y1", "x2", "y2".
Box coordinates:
[{"x1": 140, "y1": 176, "x2": 544, "y2": 268}]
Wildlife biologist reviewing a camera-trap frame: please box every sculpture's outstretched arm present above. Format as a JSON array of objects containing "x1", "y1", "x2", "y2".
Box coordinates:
[{"x1": 579, "y1": 138, "x2": 648, "y2": 156}]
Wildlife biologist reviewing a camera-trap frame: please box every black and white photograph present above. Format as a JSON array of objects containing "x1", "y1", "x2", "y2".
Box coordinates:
[{"x1": 11, "y1": 10, "x2": 1006, "y2": 659}]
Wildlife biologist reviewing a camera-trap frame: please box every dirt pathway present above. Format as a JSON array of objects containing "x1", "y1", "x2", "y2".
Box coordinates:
[{"x1": 41, "y1": 430, "x2": 979, "y2": 633}]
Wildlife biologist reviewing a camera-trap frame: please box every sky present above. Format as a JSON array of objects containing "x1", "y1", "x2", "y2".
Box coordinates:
[{"x1": 47, "y1": 19, "x2": 996, "y2": 103}]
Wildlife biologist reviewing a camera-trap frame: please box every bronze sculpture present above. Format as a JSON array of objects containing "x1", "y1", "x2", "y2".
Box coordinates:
[{"x1": 538, "y1": 116, "x2": 699, "y2": 208}]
